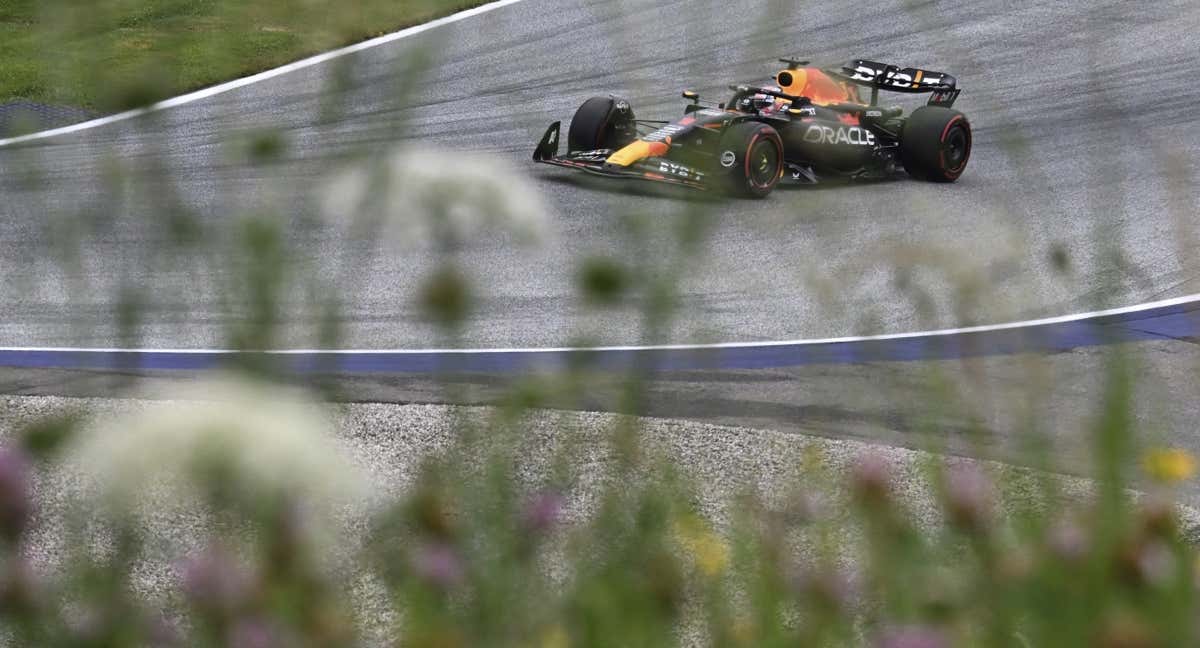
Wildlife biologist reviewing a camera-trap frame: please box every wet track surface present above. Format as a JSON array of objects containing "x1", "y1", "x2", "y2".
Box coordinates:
[{"x1": 1, "y1": 0, "x2": 1199, "y2": 351}]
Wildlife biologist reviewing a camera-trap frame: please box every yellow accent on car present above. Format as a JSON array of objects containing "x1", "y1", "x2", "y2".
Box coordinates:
[{"x1": 606, "y1": 140, "x2": 669, "y2": 167}]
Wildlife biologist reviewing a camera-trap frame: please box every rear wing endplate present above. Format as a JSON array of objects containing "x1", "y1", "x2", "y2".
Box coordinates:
[{"x1": 830, "y1": 60, "x2": 961, "y2": 108}]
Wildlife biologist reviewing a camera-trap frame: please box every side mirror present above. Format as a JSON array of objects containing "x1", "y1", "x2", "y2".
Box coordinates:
[{"x1": 682, "y1": 90, "x2": 699, "y2": 105}]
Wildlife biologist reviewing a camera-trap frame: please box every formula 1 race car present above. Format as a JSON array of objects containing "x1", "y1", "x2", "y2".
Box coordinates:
[{"x1": 533, "y1": 58, "x2": 971, "y2": 198}]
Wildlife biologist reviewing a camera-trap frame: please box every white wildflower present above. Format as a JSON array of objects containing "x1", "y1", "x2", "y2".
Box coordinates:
[
  {"x1": 65, "y1": 377, "x2": 368, "y2": 517},
  {"x1": 320, "y1": 146, "x2": 551, "y2": 247}
]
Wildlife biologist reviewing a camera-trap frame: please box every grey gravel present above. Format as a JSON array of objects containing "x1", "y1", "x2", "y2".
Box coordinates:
[{"x1": 2, "y1": 393, "x2": 1197, "y2": 645}]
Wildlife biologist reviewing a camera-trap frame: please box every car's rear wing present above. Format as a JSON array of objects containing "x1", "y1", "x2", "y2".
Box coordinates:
[{"x1": 829, "y1": 60, "x2": 961, "y2": 108}]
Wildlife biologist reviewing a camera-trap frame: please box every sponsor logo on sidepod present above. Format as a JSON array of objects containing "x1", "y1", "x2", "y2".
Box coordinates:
[
  {"x1": 719, "y1": 151, "x2": 737, "y2": 168},
  {"x1": 803, "y1": 125, "x2": 876, "y2": 146},
  {"x1": 658, "y1": 161, "x2": 703, "y2": 180}
]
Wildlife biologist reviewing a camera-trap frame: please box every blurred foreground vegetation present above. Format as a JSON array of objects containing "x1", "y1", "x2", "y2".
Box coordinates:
[
  {"x1": 1, "y1": 0, "x2": 1199, "y2": 646},
  {"x1": 0, "y1": 0, "x2": 483, "y2": 110},
  {"x1": 0, "y1": 363, "x2": 1198, "y2": 647}
]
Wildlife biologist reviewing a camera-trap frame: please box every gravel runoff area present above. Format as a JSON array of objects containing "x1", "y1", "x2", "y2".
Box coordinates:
[{"x1": 2, "y1": 393, "x2": 1197, "y2": 644}]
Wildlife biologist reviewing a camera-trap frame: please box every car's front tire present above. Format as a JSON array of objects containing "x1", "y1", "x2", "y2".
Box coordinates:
[
  {"x1": 715, "y1": 122, "x2": 784, "y2": 198},
  {"x1": 900, "y1": 106, "x2": 972, "y2": 183},
  {"x1": 567, "y1": 96, "x2": 637, "y2": 153}
]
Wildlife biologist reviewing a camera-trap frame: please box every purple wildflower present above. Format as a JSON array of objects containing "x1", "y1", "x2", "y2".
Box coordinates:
[
  {"x1": 411, "y1": 543, "x2": 465, "y2": 589},
  {"x1": 179, "y1": 546, "x2": 255, "y2": 613},
  {"x1": 522, "y1": 491, "x2": 565, "y2": 534},
  {"x1": 1132, "y1": 540, "x2": 1175, "y2": 587},
  {"x1": 1047, "y1": 519, "x2": 1090, "y2": 563},
  {"x1": 944, "y1": 463, "x2": 994, "y2": 531}
]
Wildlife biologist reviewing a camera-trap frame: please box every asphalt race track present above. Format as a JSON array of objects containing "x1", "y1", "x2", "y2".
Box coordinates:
[{"x1": 1, "y1": 0, "x2": 1199, "y2": 353}]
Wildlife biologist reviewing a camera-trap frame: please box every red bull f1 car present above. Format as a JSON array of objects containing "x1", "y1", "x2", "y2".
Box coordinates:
[{"x1": 533, "y1": 58, "x2": 971, "y2": 198}]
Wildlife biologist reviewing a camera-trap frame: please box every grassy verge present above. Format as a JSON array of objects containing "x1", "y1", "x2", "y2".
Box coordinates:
[{"x1": 0, "y1": 0, "x2": 485, "y2": 110}]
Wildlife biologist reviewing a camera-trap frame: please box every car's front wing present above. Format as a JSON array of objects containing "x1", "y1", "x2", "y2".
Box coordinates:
[{"x1": 532, "y1": 122, "x2": 709, "y2": 191}]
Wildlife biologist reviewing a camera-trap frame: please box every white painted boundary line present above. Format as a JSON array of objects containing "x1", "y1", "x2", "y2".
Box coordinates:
[
  {"x1": 1, "y1": 293, "x2": 1195, "y2": 356},
  {"x1": 0, "y1": 0, "x2": 528, "y2": 148}
]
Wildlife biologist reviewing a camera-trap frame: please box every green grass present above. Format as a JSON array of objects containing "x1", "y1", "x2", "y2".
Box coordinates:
[{"x1": 0, "y1": 0, "x2": 485, "y2": 110}]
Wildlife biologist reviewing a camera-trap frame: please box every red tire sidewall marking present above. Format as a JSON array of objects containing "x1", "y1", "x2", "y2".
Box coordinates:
[
  {"x1": 744, "y1": 128, "x2": 783, "y2": 190},
  {"x1": 744, "y1": 132, "x2": 761, "y2": 188},
  {"x1": 939, "y1": 115, "x2": 970, "y2": 177},
  {"x1": 939, "y1": 115, "x2": 963, "y2": 141}
]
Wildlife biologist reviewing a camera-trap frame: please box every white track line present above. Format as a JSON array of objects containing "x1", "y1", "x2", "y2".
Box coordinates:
[
  {"x1": 0, "y1": 0, "x2": 528, "y2": 148},
  {"x1": 1, "y1": 293, "x2": 1195, "y2": 356}
]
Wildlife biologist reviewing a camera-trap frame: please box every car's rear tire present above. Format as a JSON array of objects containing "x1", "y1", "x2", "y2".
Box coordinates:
[
  {"x1": 900, "y1": 106, "x2": 971, "y2": 183},
  {"x1": 715, "y1": 122, "x2": 784, "y2": 198},
  {"x1": 567, "y1": 96, "x2": 637, "y2": 153}
]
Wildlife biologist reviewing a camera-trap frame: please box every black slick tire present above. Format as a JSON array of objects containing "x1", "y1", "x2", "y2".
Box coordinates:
[
  {"x1": 900, "y1": 106, "x2": 972, "y2": 183},
  {"x1": 567, "y1": 96, "x2": 637, "y2": 153},
  {"x1": 715, "y1": 122, "x2": 784, "y2": 198}
]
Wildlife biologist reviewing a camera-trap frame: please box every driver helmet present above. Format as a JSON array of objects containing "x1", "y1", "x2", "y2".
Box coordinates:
[
  {"x1": 739, "y1": 91, "x2": 788, "y2": 115},
  {"x1": 759, "y1": 96, "x2": 789, "y2": 115}
]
